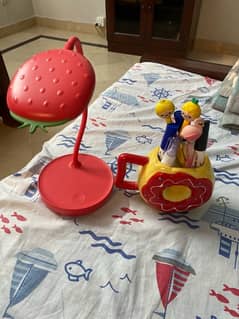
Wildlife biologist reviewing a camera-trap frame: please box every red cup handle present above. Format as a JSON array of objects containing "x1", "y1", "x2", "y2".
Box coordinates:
[{"x1": 115, "y1": 153, "x2": 149, "y2": 190}]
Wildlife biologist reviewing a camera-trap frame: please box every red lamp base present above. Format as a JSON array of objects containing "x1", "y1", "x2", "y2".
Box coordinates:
[{"x1": 39, "y1": 154, "x2": 114, "y2": 217}]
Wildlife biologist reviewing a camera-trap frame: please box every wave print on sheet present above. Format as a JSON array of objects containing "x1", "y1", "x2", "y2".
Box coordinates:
[
  {"x1": 79, "y1": 231, "x2": 136, "y2": 260},
  {"x1": 79, "y1": 230, "x2": 122, "y2": 247},
  {"x1": 100, "y1": 273, "x2": 132, "y2": 294},
  {"x1": 158, "y1": 213, "x2": 200, "y2": 229},
  {"x1": 100, "y1": 281, "x2": 119, "y2": 293},
  {"x1": 118, "y1": 78, "x2": 137, "y2": 85},
  {"x1": 56, "y1": 134, "x2": 91, "y2": 150},
  {"x1": 214, "y1": 168, "x2": 239, "y2": 187},
  {"x1": 120, "y1": 273, "x2": 132, "y2": 283},
  {"x1": 91, "y1": 243, "x2": 136, "y2": 260},
  {"x1": 142, "y1": 124, "x2": 165, "y2": 132}
]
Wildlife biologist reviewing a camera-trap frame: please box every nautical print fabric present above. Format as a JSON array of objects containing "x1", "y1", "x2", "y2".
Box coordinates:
[{"x1": 0, "y1": 62, "x2": 239, "y2": 319}]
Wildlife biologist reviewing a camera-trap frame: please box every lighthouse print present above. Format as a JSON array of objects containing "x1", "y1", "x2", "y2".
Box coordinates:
[{"x1": 152, "y1": 249, "x2": 195, "y2": 318}]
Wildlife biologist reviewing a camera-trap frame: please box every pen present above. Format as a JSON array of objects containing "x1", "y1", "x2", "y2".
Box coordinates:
[
  {"x1": 160, "y1": 122, "x2": 180, "y2": 153},
  {"x1": 161, "y1": 136, "x2": 180, "y2": 166},
  {"x1": 194, "y1": 120, "x2": 210, "y2": 167},
  {"x1": 160, "y1": 110, "x2": 183, "y2": 151},
  {"x1": 180, "y1": 118, "x2": 204, "y2": 168}
]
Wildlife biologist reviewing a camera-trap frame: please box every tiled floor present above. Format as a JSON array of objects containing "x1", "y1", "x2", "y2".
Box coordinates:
[
  {"x1": 0, "y1": 26, "x2": 140, "y2": 179},
  {"x1": 0, "y1": 26, "x2": 237, "y2": 179},
  {"x1": 188, "y1": 50, "x2": 238, "y2": 66}
]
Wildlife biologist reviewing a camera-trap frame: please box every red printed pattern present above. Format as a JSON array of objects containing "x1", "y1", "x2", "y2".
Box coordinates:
[
  {"x1": 112, "y1": 207, "x2": 144, "y2": 226},
  {"x1": 0, "y1": 212, "x2": 27, "y2": 235}
]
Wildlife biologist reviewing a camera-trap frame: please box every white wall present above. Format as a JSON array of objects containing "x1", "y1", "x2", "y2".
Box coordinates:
[
  {"x1": 32, "y1": 0, "x2": 239, "y2": 45},
  {"x1": 0, "y1": 0, "x2": 34, "y2": 27},
  {"x1": 32, "y1": 0, "x2": 105, "y2": 24},
  {"x1": 196, "y1": 0, "x2": 239, "y2": 44},
  {"x1": 0, "y1": 4, "x2": 8, "y2": 26},
  {"x1": 1, "y1": 0, "x2": 239, "y2": 46}
]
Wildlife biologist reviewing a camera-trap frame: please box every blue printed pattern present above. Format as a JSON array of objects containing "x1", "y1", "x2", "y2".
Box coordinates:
[
  {"x1": 107, "y1": 157, "x2": 136, "y2": 177},
  {"x1": 100, "y1": 281, "x2": 120, "y2": 293},
  {"x1": 136, "y1": 135, "x2": 152, "y2": 144},
  {"x1": 158, "y1": 212, "x2": 200, "y2": 229},
  {"x1": 56, "y1": 134, "x2": 92, "y2": 150},
  {"x1": 79, "y1": 230, "x2": 136, "y2": 260},
  {"x1": 104, "y1": 130, "x2": 130, "y2": 155},
  {"x1": 65, "y1": 260, "x2": 92, "y2": 282},
  {"x1": 91, "y1": 243, "x2": 136, "y2": 259},
  {"x1": 103, "y1": 88, "x2": 139, "y2": 106},
  {"x1": 142, "y1": 124, "x2": 165, "y2": 133},
  {"x1": 214, "y1": 168, "x2": 239, "y2": 186},
  {"x1": 151, "y1": 87, "x2": 172, "y2": 99},
  {"x1": 2, "y1": 61, "x2": 239, "y2": 319},
  {"x1": 142, "y1": 73, "x2": 161, "y2": 86},
  {"x1": 100, "y1": 273, "x2": 132, "y2": 294},
  {"x1": 24, "y1": 176, "x2": 38, "y2": 200},
  {"x1": 202, "y1": 199, "x2": 239, "y2": 269},
  {"x1": 4, "y1": 248, "x2": 57, "y2": 319},
  {"x1": 79, "y1": 230, "x2": 122, "y2": 246},
  {"x1": 182, "y1": 95, "x2": 213, "y2": 107},
  {"x1": 118, "y1": 78, "x2": 137, "y2": 85},
  {"x1": 101, "y1": 98, "x2": 118, "y2": 112}
]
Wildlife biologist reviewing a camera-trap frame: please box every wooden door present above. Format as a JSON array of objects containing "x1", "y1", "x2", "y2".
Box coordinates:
[
  {"x1": 0, "y1": 53, "x2": 18, "y2": 126},
  {"x1": 145, "y1": 0, "x2": 201, "y2": 57},
  {"x1": 106, "y1": 0, "x2": 201, "y2": 57},
  {"x1": 106, "y1": 0, "x2": 150, "y2": 55}
]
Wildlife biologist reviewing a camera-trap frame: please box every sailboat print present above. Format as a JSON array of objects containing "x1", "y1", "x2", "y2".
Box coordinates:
[
  {"x1": 143, "y1": 73, "x2": 160, "y2": 86},
  {"x1": 3, "y1": 248, "x2": 57, "y2": 319},
  {"x1": 152, "y1": 249, "x2": 195, "y2": 318},
  {"x1": 202, "y1": 197, "x2": 239, "y2": 269},
  {"x1": 104, "y1": 130, "x2": 130, "y2": 155}
]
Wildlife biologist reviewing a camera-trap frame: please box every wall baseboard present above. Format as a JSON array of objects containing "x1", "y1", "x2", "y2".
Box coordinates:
[
  {"x1": 36, "y1": 17, "x2": 90, "y2": 33},
  {"x1": 194, "y1": 38, "x2": 239, "y2": 56},
  {"x1": 0, "y1": 17, "x2": 36, "y2": 39},
  {"x1": 35, "y1": 16, "x2": 105, "y2": 37},
  {"x1": 0, "y1": 16, "x2": 106, "y2": 40},
  {"x1": 3, "y1": 17, "x2": 238, "y2": 56}
]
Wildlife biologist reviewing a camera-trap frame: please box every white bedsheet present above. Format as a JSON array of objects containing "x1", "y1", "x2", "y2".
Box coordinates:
[{"x1": 1, "y1": 62, "x2": 239, "y2": 319}]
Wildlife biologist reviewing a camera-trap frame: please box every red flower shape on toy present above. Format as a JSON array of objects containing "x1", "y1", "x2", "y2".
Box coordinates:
[{"x1": 141, "y1": 172, "x2": 213, "y2": 212}]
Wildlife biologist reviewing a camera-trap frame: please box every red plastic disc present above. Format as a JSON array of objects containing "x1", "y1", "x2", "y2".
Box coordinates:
[{"x1": 39, "y1": 154, "x2": 114, "y2": 216}]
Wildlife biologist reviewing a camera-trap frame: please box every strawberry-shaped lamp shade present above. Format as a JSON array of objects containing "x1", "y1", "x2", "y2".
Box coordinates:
[
  {"x1": 7, "y1": 36, "x2": 95, "y2": 133},
  {"x1": 7, "y1": 37, "x2": 114, "y2": 217}
]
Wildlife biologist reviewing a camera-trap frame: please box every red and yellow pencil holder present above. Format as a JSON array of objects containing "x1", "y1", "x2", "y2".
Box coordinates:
[{"x1": 115, "y1": 146, "x2": 214, "y2": 213}]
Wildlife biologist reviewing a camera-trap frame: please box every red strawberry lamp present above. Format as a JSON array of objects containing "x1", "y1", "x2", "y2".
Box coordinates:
[{"x1": 7, "y1": 37, "x2": 114, "y2": 216}]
